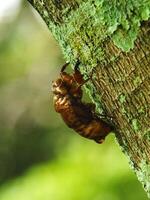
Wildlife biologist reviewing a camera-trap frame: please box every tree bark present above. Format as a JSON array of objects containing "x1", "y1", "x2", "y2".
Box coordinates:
[{"x1": 27, "y1": 0, "x2": 150, "y2": 197}]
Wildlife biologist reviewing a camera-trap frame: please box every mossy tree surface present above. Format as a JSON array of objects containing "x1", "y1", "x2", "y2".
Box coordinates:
[{"x1": 27, "y1": 0, "x2": 150, "y2": 197}]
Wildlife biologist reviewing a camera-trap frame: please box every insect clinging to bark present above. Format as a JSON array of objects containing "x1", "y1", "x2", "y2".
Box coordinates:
[{"x1": 52, "y1": 61, "x2": 112, "y2": 143}]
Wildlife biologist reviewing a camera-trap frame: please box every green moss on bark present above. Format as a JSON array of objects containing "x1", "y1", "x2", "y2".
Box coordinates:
[
  {"x1": 132, "y1": 119, "x2": 141, "y2": 132},
  {"x1": 136, "y1": 160, "x2": 150, "y2": 198},
  {"x1": 29, "y1": 0, "x2": 150, "y2": 66}
]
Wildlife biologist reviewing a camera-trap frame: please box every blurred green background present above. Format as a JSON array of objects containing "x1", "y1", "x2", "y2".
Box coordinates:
[{"x1": 0, "y1": 1, "x2": 148, "y2": 199}]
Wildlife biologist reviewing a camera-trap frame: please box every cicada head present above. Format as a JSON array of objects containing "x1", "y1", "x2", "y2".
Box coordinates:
[{"x1": 52, "y1": 78, "x2": 68, "y2": 96}]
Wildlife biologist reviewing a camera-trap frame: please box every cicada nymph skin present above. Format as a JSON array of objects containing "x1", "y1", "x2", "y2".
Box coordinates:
[{"x1": 52, "y1": 62, "x2": 112, "y2": 143}]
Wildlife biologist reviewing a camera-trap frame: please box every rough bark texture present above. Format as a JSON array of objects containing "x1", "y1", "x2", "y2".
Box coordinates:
[{"x1": 27, "y1": 0, "x2": 150, "y2": 197}]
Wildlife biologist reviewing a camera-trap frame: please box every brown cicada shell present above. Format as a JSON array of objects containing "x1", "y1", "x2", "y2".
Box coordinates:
[{"x1": 52, "y1": 62, "x2": 112, "y2": 143}]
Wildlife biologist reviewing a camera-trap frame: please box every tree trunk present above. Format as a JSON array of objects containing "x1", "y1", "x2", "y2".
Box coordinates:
[{"x1": 27, "y1": 0, "x2": 150, "y2": 197}]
